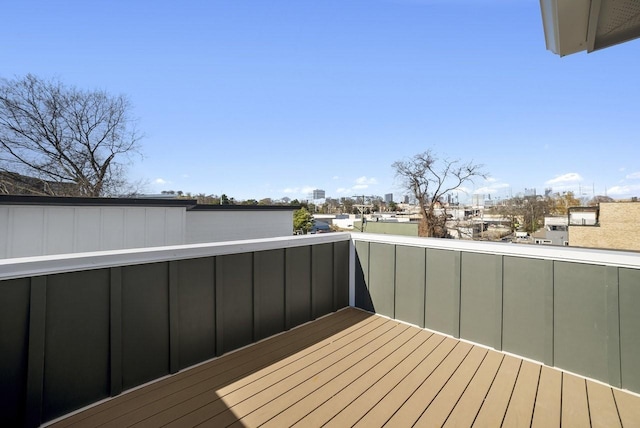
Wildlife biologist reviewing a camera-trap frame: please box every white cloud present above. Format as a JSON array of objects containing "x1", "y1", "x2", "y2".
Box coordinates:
[
  {"x1": 545, "y1": 173, "x2": 583, "y2": 185},
  {"x1": 355, "y1": 176, "x2": 378, "y2": 185},
  {"x1": 153, "y1": 178, "x2": 168, "y2": 185},
  {"x1": 332, "y1": 176, "x2": 340, "y2": 180},
  {"x1": 281, "y1": 186, "x2": 318, "y2": 197},
  {"x1": 625, "y1": 172, "x2": 640, "y2": 180},
  {"x1": 607, "y1": 184, "x2": 640, "y2": 196},
  {"x1": 333, "y1": 176, "x2": 379, "y2": 196},
  {"x1": 473, "y1": 183, "x2": 509, "y2": 195}
]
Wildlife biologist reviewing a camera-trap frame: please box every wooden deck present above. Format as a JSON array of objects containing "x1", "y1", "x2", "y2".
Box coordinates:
[{"x1": 49, "y1": 308, "x2": 640, "y2": 428}]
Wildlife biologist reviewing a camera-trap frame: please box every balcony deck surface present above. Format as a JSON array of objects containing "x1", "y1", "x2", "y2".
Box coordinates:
[{"x1": 49, "y1": 307, "x2": 640, "y2": 428}]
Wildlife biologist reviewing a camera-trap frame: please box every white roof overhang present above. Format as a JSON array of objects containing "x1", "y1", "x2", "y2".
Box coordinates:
[{"x1": 540, "y1": 0, "x2": 640, "y2": 56}]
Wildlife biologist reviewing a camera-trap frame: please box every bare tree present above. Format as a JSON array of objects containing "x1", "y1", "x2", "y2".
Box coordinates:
[
  {"x1": 0, "y1": 74, "x2": 142, "y2": 197},
  {"x1": 393, "y1": 150, "x2": 486, "y2": 237}
]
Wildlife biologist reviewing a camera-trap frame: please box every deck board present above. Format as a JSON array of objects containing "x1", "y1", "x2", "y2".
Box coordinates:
[
  {"x1": 473, "y1": 354, "x2": 521, "y2": 427},
  {"x1": 613, "y1": 388, "x2": 640, "y2": 427},
  {"x1": 587, "y1": 380, "x2": 621, "y2": 428},
  {"x1": 48, "y1": 308, "x2": 640, "y2": 428},
  {"x1": 443, "y1": 350, "x2": 504, "y2": 427},
  {"x1": 413, "y1": 345, "x2": 487, "y2": 427},
  {"x1": 502, "y1": 360, "x2": 541, "y2": 427},
  {"x1": 531, "y1": 365, "x2": 562, "y2": 428},
  {"x1": 291, "y1": 329, "x2": 434, "y2": 427},
  {"x1": 261, "y1": 327, "x2": 423, "y2": 427},
  {"x1": 351, "y1": 337, "x2": 460, "y2": 427},
  {"x1": 562, "y1": 373, "x2": 591, "y2": 428},
  {"x1": 323, "y1": 333, "x2": 447, "y2": 427}
]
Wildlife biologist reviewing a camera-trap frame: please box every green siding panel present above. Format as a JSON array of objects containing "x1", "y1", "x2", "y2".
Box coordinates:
[
  {"x1": 43, "y1": 270, "x2": 110, "y2": 421},
  {"x1": 312, "y1": 243, "x2": 334, "y2": 319},
  {"x1": 395, "y1": 245, "x2": 425, "y2": 327},
  {"x1": 177, "y1": 257, "x2": 216, "y2": 369},
  {"x1": 286, "y1": 246, "x2": 312, "y2": 328},
  {"x1": 369, "y1": 243, "x2": 396, "y2": 318},
  {"x1": 0, "y1": 278, "x2": 30, "y2": 427},
  {"x1": 333, "y1": 240, "x2": 350, "y2": 310},
  {"x1": 254, "y1": 250, "x2": 286, "y2": 341},
  {"x1": 554, "y1": 262, "x2": 609, "y2": 383},
  {"x1": 425, "y1": 249, "x2": 461, "y2": 337},
  {"x1": 216, "y1": 253, "x2": 254, "y2": 354},
  {"x1": 502, "y1": 257, "x2": 553, "y2": 364},
  {"x1": 460, "y1": 252, "x2": 503, "y2": 349},
  {"x1": 354, "y1": 241, "x2": 373, "y2": 312},
  {"x1": 122, "y1": 263, "x2": 170, "y2": 390},
  {"x1": 620, "y1": 268, "x2": 640, "y2": 392}
]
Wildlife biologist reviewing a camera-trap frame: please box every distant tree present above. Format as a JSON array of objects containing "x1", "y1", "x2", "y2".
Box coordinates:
[
  {"x1": 220, "y1": 194, "x2": 231, "y2": 205},
  {"x1": 242, "y1": 199, "x2": 258, "y2": 205},
  {"x1": 589, "y1": 195, "x2": 614, "y2": 206},
  {"x1": 341, "y1": 197, "x2": 355, "y2": 214},
  {"x1": 258, "y1": 198, "x2": 272, "y2": 205},
  {"x1": 293, "y1": 207, "x2": 313, "y2": 233},
  {"x1": 0, "y1": 74, "x2": 142, "y2": 196},
  {"x1": 194, "y1": 193, "x2": 218, "y2": 204},
  {"x1": 492, "y1": 197, "x2": 525, "y2": 232},
  {"x1": 393, "y1": 150, "x2": 486, "y2": 237},
  {"x1": 552, "y1": 191, "x2": 581, "y2": 214},
  {"x1": 388, "y1": 201, "x2": 398, "y2": 212}
]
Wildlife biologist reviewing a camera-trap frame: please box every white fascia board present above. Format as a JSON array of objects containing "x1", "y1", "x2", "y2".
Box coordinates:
[
  {"x1": 540, "y1": 0, "x2": 592, "y2": 56},
  {"x1": 351, "y1": 233, "x2": 640, "y2": 270},
  {"x1": 0, "y1": 232, "x2": 351, "y2": 281}
]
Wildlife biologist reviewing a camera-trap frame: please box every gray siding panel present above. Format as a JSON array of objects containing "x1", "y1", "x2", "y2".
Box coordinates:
[
  {"x1": 216, "y1": 253, "x2": 254, "y2": 354},
  {"x1": 333, "y1": 240, "x2": 350, "y2": 310},
  {"x1": 368, "y1": 243, "x2": 395, "y2": 318},
  {"x1": 460, "y1": 252, "x2": 502, "y2": 349},
  {"x1": 286, "y1": 246, "x2": 312, "y2": 328},
  {"x1": 554, "y1": 262, "x2": 609, "y2": 383},
  {"x1": 354, "y1": 240, "x2": 373, "y2": 312},
  {"x1": 425, "y1": 249, "x2": 461, "y2": 337},
  {"x1": 121, "y1": 263, "x2": 170, "y2": 390},
  {"x1": 502, "y1": 256, "x2": 553, "y2": 364},
  {"x1": 395, "y1": 246, "x2": 425, "y2": 327},
  {"x1": 0, "y1": 278, "x2": 30, "y2": 427},
  {"x1": 620, "y1": 268, "x2": 640, "y2": 391},
  {"x1": 254, "y1": 250, "x2": 286, "y2": 341},
  {"x1": 43, "y1": 270, "x2": 111, "y2": 421},
  {"x1": 177, "y1": 257, "x2": 216, "y2": 369},
  {"x1": 312, "y1": 243, "x2": 334, "y2": 319}
]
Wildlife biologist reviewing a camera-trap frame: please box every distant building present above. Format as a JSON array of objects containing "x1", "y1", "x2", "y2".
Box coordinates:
[
  {"x1": 532, "y1": 216, "x2": 568, "y2": 246},
  {"x1": 312, "y1": 189, "x2": 325, "y2": 199},
  {"x1": 569, "y1": 202, "x2": 640, "y2": 251},
  {"x1": 385, "y1": 193, "x2": 393, "y2": 203}
]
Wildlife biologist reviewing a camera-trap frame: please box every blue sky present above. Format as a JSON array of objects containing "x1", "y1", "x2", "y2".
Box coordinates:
[{"x1": 3, "y1": 0, "x2": 639, "y2": 202}]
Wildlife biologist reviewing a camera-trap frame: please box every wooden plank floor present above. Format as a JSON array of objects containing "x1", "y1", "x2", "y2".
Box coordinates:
[{"x1": 49, "y1": 308, "x2": 640, "y2": 428}]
